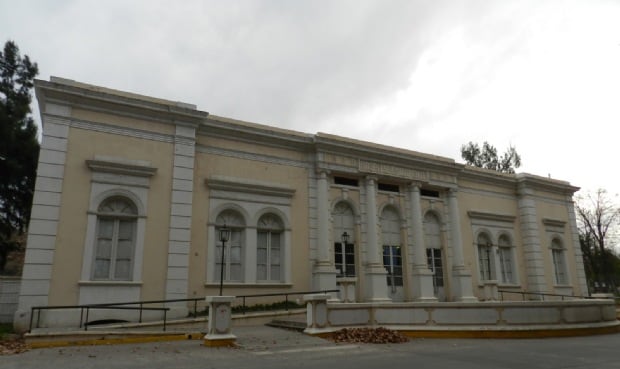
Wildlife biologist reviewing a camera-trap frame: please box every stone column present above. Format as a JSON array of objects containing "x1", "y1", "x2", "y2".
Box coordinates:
[
  {"x1": 448, "y1": 189, "x2": 477, "y2": 302},
  {"x1": 408, "y1": 183, "x2": 437, "y2": 301},
  {"x1": 363, "y1": 176, "x2": 390, "y2": 302},
  {"x1": 312, "y1": 170, "x2": 337, "y2": 294},
  {"x1": 517, "y1": 182, "x2": 547, "y2": 297}
]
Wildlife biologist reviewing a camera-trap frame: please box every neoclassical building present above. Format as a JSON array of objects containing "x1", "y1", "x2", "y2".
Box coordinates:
[{"x1": 14, "y1": 77, "x2": 587, "y2": 329}]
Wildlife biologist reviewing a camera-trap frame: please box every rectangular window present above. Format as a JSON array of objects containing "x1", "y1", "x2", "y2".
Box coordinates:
[
  {"x1": 421, "y1": 189, "x2": 440, "y2": 198},
  {"x1": 216, "y1": 229, "x2": 243, "y2": 282},
  {"x1": 498, "y1": 247, "x2": 514, "y2": 284},
  {"x1": 378, "y1": 183, "x2": 400, "y2": 193},
  {"x1": 478, "y1": 245, "x2": 495, "y2": 281},
  {"x1": 426, "y1": 248, "x2": 444, "y2": 292},
  {"x1": 257, "y1": 230, "x2": 282, "y2": 282},
  {"x1": 335, "y1": 242, "x2": 355, "y2": 277},
  {"x1": 552, "y1": 249, "x2": 568, "y2": 285},
  {"x1": 334, "y1": 176, "x2": 359, "y2": 187},
  {"x1": 94, "y1": 218, "x2": 135, "y2": 280},
  {"x1": 383, "y1": 245, "x2": 403, "y2": 286}
]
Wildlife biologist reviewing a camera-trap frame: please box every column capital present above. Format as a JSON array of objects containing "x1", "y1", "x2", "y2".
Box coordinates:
[
  {"x1": 365, "y1": 175, "x2": 378, "y2": 184},
  {"x1": 316, "y1": 168, "x2": 330, "y2": 178},
  {"x1": 409, "y1": 181, "x2": 424, "y2": 191}
]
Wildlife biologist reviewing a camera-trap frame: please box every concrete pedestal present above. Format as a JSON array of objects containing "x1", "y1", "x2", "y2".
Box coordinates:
[
  {"x1": 304, "y1": 293, "x2": 330, "y2": 334},
  {"x1": 203, "y1": 296, "x2": 236, "y2": 347},
  {"x1": 410, "y1": 267, "x2": 438, "y2": 302}
]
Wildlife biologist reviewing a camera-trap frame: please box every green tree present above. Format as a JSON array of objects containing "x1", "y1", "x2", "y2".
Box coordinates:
[
  {"x1": 576, "y1": 189, "x2": 620, "y2": 294},
  {"x1": 460, "y1": 141, "x2": 521, "y2": 174},
  {"x1": 0, "y1": 40, "x2": 39, "y2": 273}
]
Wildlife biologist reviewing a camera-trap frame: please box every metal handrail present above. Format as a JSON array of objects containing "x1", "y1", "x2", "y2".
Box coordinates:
[
  {"x1": 28, "y1": 289, "x2": 339, "y2": 332},
  {"x1": 234, "y1": 289, "x2": 339, "y2": 315}
]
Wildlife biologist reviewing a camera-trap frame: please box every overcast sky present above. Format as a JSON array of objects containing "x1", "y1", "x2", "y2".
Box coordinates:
[{"x1": 3, "y1": 0, "x2": 620, "y2": 200}]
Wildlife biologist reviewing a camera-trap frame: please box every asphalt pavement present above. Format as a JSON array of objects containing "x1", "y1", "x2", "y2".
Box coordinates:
[{"x1": 3, "y1": 325, "x2": 620, "y2": 369}]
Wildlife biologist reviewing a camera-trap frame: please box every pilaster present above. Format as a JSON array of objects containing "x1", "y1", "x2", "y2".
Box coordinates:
[
  {"x1": 447, "y1": 189, "x2": 476, "y2": 302},
  {"x1": 408, "y1": 183, "x2": 437, "y2": 302},
  {"x1": 165, "y1": 124, "x2": 196, "y2": 316},
  {"x1": 312, "y1": 170, "x2": 337, "y2": 293},
  {"x1": 363, "y1": 176, "x2": 390, "y2": 302},
  {"x1": 14, "y1": 108, "x2": 70, "y2": 332},
  {"x1": 517, "y1": 184, "x2": 547, "y2": 297}
]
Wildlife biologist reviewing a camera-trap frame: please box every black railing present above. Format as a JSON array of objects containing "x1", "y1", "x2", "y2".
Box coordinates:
[
  {"x1": 234, "y1": 289, "x2": 339, "y2": 315},
  {"x1": 28, "y1": 290, "x2": 339, "y2": 332},
  {"x1": 498, "y1": 290, "x2": 594, "y2": 301}
]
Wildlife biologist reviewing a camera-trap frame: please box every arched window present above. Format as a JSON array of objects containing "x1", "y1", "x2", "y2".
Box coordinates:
[
  {"x1": 424, "y1": 212, "x2": 443, "y2": 295},
  {"x1": 216, "y1": 210, "x2": 245, "y2": 282},
  {"x1": 477, "y1": 232, "x2": 495, "y2": 281},
  {"x1": 381, "y1": 207, "x2": 402, "y2": 287},
  {"x1": 498, "y1": 234, "x2": 515, "y2": 284},
  {"x1": 93, "y1": 197, "x2": 137, "y2": 280},
  {"x1": 551, "y1": 238, "x2": 568, "y2": 285},
  {"x1": 257, "y1": 214, "x2": 283, "y2": 282},
  {"x1": 333, "y1": 202, "x2": 355, "y2": 277}
]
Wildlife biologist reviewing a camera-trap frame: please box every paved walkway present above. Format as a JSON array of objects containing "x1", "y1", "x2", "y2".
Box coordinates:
[{"x1": 5, "y1": 325, "x2": 620, "y2": 369}]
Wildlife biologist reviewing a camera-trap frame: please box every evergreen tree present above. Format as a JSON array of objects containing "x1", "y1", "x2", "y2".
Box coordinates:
[
  {"x1": 0, "y1": 40, "x2": 39, "y2": 273},
  {"x1": 460, "y1": 141, "x2": 521, "y2": 174}
]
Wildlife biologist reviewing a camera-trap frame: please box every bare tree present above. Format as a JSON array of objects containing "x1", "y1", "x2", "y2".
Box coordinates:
[{"x1": 575, "y1": 189, "x2": 620, "y2": 293}]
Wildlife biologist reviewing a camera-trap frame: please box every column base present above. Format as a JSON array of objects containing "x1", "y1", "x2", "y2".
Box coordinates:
[
  {"x1": 364, "y1": 264, "x2": 391, "y2": 302},
  {"x1": 410, "y1": 266, "x2": 437, "y2": 302},
  {"x1": 451, "y1": 267, "x2": 478, "y2": 302},
  {"x1": 313, "y1": 262, "x2": 339, "y2": 300}
]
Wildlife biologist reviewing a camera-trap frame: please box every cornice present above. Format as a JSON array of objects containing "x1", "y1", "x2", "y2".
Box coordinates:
[
  {"x1": 313, "y1": 132, "x2": 463, "y2": 176},
  {"x1": 199, "y1": 115, "x2": 315, "y2": 152},
  {"x1": 542, "y1": 218, "x2": 567, "y2": 228},
  {"x1": 516, "y1": 173, "x2": 580, "y2": 195},
  {"x1": 206, "y1": 175, "x2": 295, "y2": 198},
  {"x1": 459, "y1": 166, "x2": 519, "y2": 189},
  {"x1": 36, "y1": 77, "x2": 208, "y2": 128},
  {"x1": 467, "y1": 210, "x2": 516, "y2": 223},
  {"x1": 86, "y1": 158, "x2": 157, "y2": 177}
]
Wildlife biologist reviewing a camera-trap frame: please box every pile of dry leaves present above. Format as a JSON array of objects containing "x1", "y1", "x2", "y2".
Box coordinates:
[
  {"x1": 0, "y1": 337, "x2": 29, "y2": 355},
  {"x1": 330, "y1": 327, "x2": 409, "y2": 344}
]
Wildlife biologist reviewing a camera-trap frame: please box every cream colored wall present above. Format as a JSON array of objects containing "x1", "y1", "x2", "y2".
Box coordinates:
[
  {"x1": 457, "y1": 187, "x2": 520, "y2": 288},
  {"x1": 48, "y1": 125, "x2": 174, "y2": 305},
  {"x1": 457, "y1": 178, "x2": 582, "y2": 297},
  {"x1": 533, "y1": 195, "x2": 582, "y2": 295},
  {"x1": 198, "y1": 136, "x2": 309, "y2": 163},
  {"x1": 72, "y1": 108, "x2": 175, "y2": 136},
  {"x1": 188, "y1": 147, "x2": 311, "y2": 298}
]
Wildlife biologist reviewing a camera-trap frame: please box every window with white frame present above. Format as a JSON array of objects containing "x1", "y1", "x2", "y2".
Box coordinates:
[
  {"x1": 477, "y1": 232, "x2": 495, "y2": 281},
  {"x1": 498, "y1": 234, "x2": 515, "y2": 284},
  {"x1": 215, "y1": 210, "x2": 245, "y2": 282},
  {"x1": 257, "y1": 213, "x2": 283, "y2": 282},
  {"x1": 381, "y1": 207, "x2": 403, "y2": 287},
  {"x1": 93, "y1": 197, "x2": 137, "y2": 280},
  {"x1": 424, "y1": 212, "x2": 444, "y2": 294},
  {"x1": 551, "y1": 238, "x2": 568, "y2": 285},
  {"x1": 333, "y1": 201, "x2": 356, "y2": 277}
]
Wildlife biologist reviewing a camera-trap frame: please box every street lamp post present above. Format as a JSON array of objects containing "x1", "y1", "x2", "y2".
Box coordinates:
[{"x1": 218, "y1": 224, "x2": 230, "y2": 296}]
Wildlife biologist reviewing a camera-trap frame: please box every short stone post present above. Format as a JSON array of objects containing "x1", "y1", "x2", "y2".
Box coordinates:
[
  {"x1": 303, "y1": 293, "x2": 330, "y2": 335},
  {"x1": 203, "y1": 296, "x2": 236, "y2": 347}
]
